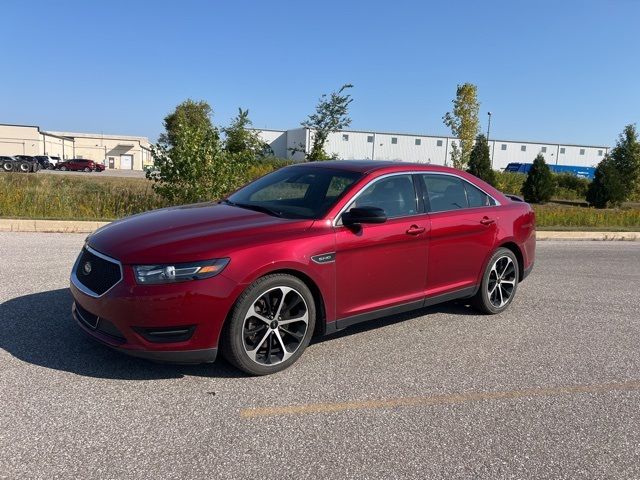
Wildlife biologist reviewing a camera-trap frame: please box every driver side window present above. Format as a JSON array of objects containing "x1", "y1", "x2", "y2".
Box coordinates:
[{"x1": 348, "y1": 175, "x2": 417, "y2": 218}]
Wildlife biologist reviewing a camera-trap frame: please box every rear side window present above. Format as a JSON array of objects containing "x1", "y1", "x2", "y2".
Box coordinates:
[
  {"x1": 422, "y1": 175, "x2": 496, "y2": 212},
  {"x1": 422, "y1": 175, "x2": 468, "y2": 212},
  {"x1": 464, "y1": 182, "x2": 495, "y2": 207}
]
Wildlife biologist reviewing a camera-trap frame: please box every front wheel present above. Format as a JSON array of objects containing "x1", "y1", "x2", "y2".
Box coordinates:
[
  {"x1": 221, "y1": 274, "x2": 316, "y2": 375},
  {"x1": 472, "y1": 247, "x2": 519, "y2": 314},
  {"x1": 59, "y1": 166, "x2": 67, "y2": 171}
]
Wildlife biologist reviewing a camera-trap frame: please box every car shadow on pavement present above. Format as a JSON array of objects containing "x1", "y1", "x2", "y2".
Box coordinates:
[{"x1": 0, "y1": 288, "x2": 245, "y2": 380}]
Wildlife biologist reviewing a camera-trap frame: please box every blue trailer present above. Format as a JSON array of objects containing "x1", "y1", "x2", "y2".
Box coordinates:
[{"x1": 504, "y1": 162, "x2": 596, "y2": 180}]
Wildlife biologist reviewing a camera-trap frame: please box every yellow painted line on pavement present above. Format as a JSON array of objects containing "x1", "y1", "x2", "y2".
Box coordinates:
[{"x1": 240, "y1": 380, "x2": 640, "y2": 419}]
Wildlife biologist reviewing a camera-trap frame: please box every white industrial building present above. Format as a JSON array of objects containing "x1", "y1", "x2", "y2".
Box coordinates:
[
  {"x1": 253, "y1": 127, "x2": 609, "y2": 170},
  {"x1": 0, "y1": 123, "x2": 153, "y2": 170}
]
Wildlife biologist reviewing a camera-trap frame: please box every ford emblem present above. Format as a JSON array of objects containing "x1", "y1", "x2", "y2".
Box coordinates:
[{"x1": 83, "y1": 261, "x2": 92, "y2": 275}]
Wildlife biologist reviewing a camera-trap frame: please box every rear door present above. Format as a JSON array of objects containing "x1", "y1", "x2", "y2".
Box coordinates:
[
  {"x1": 420, "y1": 174, "x2": 499, "y2": 297},
  {"x1": 334, "y1": 173, "x2": 429, "y2": 323}
]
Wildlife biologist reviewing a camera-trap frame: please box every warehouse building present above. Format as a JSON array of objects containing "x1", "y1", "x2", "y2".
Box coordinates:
[
  {"x1": 0, "y1": 123, "x2": 153, "y2": 170},
  {"x1": 253, "y1": 127, "x2": 609, "y2": 170}
]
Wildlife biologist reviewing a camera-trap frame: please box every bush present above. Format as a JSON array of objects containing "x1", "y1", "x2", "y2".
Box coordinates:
[
  {"x1": 494, "y1": 171, "x2": 525, "y2": 196},
  {"x1": 522, "y1": 154, "x2": 555, "y2": 203},
  {"x1": 586, "y1": 156, "x2": 626, "y2": 208},
  {"x1": 554, "y1": 173, "x2": 590, "y2": 200},
  {"x1": 467, "y1": 134, "x2": 495, "y2": 186}
]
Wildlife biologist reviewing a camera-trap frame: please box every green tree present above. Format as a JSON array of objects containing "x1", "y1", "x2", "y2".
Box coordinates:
[
  {"x1": 148, "y1": 100, "x2": 249, "y2": 204},
  {"x1": 467, "y1": 134, "x2": 495, "y2": 186},
  {"x1": 608, "y1": 124, "x2": 640, "y2": 198},
  {"x1": 223, "y1": 108, "x2": 272, "y2": 158},
  {"x1": 158, "y1": 99, "x2": 217, "y2": 148},
  {"x1": 295, "y1": 84, "x2": 354, "y2": 161},
  {"x1": 521, "y1": 154, "x2": 555, "y2": 203},
  {"x1": 443, "y1": 83, "x2": 480, "y2": 169},
  {"x1": 586, "y1": 155, "x2": 626, "y2": 208}
]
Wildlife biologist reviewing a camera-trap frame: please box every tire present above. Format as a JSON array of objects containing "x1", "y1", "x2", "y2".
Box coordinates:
[
  {"x1": 221, "y1": 274, "x2": 316, "y2": 375},
  {"x1": 2, "y1": 161, "x2": 13, "y2": 172},
  {"x1": 59, "y1": 166, "x2": 67, "y2": 171},
  {"x1": 84, "y1": 167, "x2": 91, "y2": 172},
  {"x1": 19, "y1": 162, "x2": 30, "y2": 173},
  {"x1": 471, "y1": 247, "x2": 519, "y2": 314}
]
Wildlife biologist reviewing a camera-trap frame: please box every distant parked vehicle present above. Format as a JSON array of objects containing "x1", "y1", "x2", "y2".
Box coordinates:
[
  {"x1": 504, "y1": 162, "x2": 596, "y2": 180},
  {"x1": 95, "y1": 163, "x2": 105, "y2": 172},
  {"x1": 14, "y1": 155, "x2": 41, "y2": 172},
  {"x1": 56, "y1": 159, "x2": 99, "y2": 172},
  {"x1": 35, "y1": 155, "x2": 61, "y2": 169}
]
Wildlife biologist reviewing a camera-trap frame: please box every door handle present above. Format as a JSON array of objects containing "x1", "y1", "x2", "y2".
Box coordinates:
[
  {"x1": 480, "y1": 216, "x2": 495, "y2": 226},
  {"x1": 406, "y1": 225, "x2": 426, "y2": 235}
]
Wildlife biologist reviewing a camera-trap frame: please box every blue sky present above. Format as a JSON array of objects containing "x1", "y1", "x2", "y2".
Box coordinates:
[{"x1": 1, "y1": 0, "x2": 638, "y2": 146}]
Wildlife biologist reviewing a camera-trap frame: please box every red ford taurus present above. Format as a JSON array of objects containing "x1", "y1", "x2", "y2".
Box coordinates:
[{"x1": 70, "y1": 161, "x2": 535, "y2": 375}]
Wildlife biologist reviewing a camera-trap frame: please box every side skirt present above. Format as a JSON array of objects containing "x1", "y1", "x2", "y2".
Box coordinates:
[{"x1": 326, "y1": 286, "x2": 478, "y2": 334}]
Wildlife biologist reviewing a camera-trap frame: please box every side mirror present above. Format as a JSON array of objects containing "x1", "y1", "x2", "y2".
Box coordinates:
[{"x1": 342, "y1": 206, "x2": 387, "y2": 226}]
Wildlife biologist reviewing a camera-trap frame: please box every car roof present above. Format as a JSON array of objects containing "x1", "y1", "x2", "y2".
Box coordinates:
[{"x1": 288, "y1": 159, "x2": 463, "y2": 175}]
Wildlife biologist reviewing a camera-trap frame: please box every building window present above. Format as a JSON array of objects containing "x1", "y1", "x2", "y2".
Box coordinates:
[
  {"x1": 598, "y1": 149, "x2": 603, "y2": 156},
  {"x1": 391, "y1": 137, "x2": 398, "y2": 144},
  {"x1": 560, "y1": 147, "x2": 566, "y2": 154},
  {"x1": 501, "y1": 144, "x2": 507, "y2": 151},
  {"x1": 521, "y1": 145, "x2": 527, "y2": 152},
  {"x1": 367, "y1": 135, "x2": 374, "y2": 143},
  {"x1": 415, "y1": 138, "x2": 421, "y2": 146},
  {"x1": 342, "y1": 134, "x2": 349, "y2": 141},
  {"x1": 579, "y1": 148, "x2": 585, "y2": 155},
  {"x1": 541, "y1": 146, "x2": 547, "y2": 153},
  {"x1": 436, "y1": 139, "x2": 443, "y2": 147}
]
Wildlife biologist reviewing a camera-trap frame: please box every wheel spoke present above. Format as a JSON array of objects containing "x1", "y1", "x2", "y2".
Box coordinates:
[
  {"x1": 279, "y1": 311, "x2": 308, "y2": 325},
  {"x1": 279, "y1": 326, "x2": 303, "y2": 341},
  {"x1": 497, "y1": 285, "x2": 504, "y2": 306},
  {"x1": 500, "y1": 258, "x2": 512, "y2": 277},
  {"x1": 273, "y1": 287, "x2": 292, "y2": 320},
  {"x1": 246, "y1": 304, "x2": 271, "y2": 325},
  {"x1": 274, "y1": 330, "x2": 292, "y2": 361},
  {"x1": 245, "y1": 330, "x2": 271, "y2": 362}
]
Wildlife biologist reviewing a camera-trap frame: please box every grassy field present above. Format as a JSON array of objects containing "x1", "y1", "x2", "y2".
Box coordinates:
[
  {"x1": 1, "y1": 172, "x2": 640, "y2": 230},
  {"x1": 0, "y1": 173, "x2": 168, "y2": 221}
]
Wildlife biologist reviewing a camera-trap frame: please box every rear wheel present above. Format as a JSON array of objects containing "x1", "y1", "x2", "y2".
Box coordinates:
[
  {"x1": 84, "y1": 167, "x2": 91, "y2": 172},
  {"x1": 471, "y1": 247, "x2": 519, "y2": 314},
  {"x1": 19, "y1": 162, "x2": 30, "y2": 173},
  {"x1": 2, "y1": 161, "x2": 13, "y2": 172},
  {"x1": 221, "y1": 274, "x2": 316, "y2": 375},
  {"x1": 59, "y1": 166, "x2": 67, "y2": 171}
]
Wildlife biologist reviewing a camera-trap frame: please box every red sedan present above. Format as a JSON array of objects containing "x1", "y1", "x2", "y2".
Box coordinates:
[
  {"x1": 70, "y1": 161, "x2": 535, "y2": 375},
  {"x1": 56, "y1": 159, "x2": 105, "y2": 172}
]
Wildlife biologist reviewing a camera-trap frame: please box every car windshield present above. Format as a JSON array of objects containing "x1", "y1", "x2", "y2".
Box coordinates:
[{"x1": 226, "y1": 166, "x2": 362, "y2": 219}]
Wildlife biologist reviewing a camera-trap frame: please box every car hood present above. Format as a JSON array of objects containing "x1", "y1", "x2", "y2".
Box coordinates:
[{"x1": 88, "y1": 202, "x2": 313, "y2": 264}]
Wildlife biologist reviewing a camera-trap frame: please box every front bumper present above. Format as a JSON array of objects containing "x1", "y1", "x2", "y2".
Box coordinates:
[{"x1": 70, "y1": 258, "x2": 242, "y2": 364}]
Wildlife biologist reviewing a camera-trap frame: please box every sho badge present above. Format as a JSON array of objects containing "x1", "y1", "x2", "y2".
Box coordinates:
[{"x1": 311, "y1": 252, "x2": 335, "y2": 264}]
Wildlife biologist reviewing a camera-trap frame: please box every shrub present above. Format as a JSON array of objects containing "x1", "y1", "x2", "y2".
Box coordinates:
[
  {"x1": 467, "y1": 134, "x2": 495, "y2": 186},
  {"x1": 522, "y1": 154, "x2": 554, "y2": 203},
  {"x1": 554, "y1": 173, "x2": 590, "y2": 200},
  {"x1": 586, "y1": 156, "x2": 626, "y2": 208},
  {"x1": 493, "y1": 172, "x2": 525, "y2": 196}
]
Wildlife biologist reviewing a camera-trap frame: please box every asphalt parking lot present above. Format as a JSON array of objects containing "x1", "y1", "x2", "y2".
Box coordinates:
[{"x1": 1, "y1": 233, "x2": 639, "y2": 479}]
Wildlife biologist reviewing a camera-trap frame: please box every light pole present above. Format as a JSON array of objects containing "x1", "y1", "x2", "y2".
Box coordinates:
[{"x1": 486, "y1": 111, "x2": 492, "y2": 140}]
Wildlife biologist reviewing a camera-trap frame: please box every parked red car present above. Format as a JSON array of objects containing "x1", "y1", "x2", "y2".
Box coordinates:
[
  {"x1": 56, "y1": 159, "x2": 104, "y2": 172},
  {"x1": 70, "y1": 161, "x2": 536, "y2": 375}
]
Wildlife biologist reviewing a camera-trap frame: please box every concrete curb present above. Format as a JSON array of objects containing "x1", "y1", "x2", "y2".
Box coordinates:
[
  {"x1": 536, "y1": 231, "x2": 639, "y2": 241},
  {"x1": 0, "y1": 218, "x2": 638, "y2": 240},
  {"x1": 0, "y1": 218, "x2": 109, "y2": 233}
]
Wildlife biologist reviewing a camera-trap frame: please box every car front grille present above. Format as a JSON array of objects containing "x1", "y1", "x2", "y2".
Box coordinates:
[{"x1": 74, "y1": 247, "x2": 122, "y2": 296}]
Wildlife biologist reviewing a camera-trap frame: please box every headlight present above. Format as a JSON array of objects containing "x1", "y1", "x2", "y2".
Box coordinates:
[{"x1": 134, "y1": 258, "x2": 229, "y2": 284}]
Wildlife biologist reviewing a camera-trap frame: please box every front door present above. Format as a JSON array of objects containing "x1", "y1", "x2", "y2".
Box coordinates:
[{"x1": 334, "y1": 174, "x2": 429, "y2": 324}]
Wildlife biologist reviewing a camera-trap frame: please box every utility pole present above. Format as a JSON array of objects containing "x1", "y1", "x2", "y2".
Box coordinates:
[{"x1": 486, "y1": 111, "x2": 492, "y2": 140}]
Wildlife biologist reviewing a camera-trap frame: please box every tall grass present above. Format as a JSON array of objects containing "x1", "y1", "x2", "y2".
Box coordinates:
[
  {"x1": 533, "y1": 204, "x2": 640, "y2": 229},
  {"x1": 0, "y1": 173, "x2": 167, "y2": 220}
]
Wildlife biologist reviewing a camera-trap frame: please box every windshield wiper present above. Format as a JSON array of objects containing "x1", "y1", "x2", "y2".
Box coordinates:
[{"x1": 221, "y1": 199, "x2": 284, "y2": 218}]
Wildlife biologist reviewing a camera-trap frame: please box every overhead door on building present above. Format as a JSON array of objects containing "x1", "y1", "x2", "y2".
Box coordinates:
[{"x1": 120, "y1": 154, "x2": 133, "y2": 169}]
